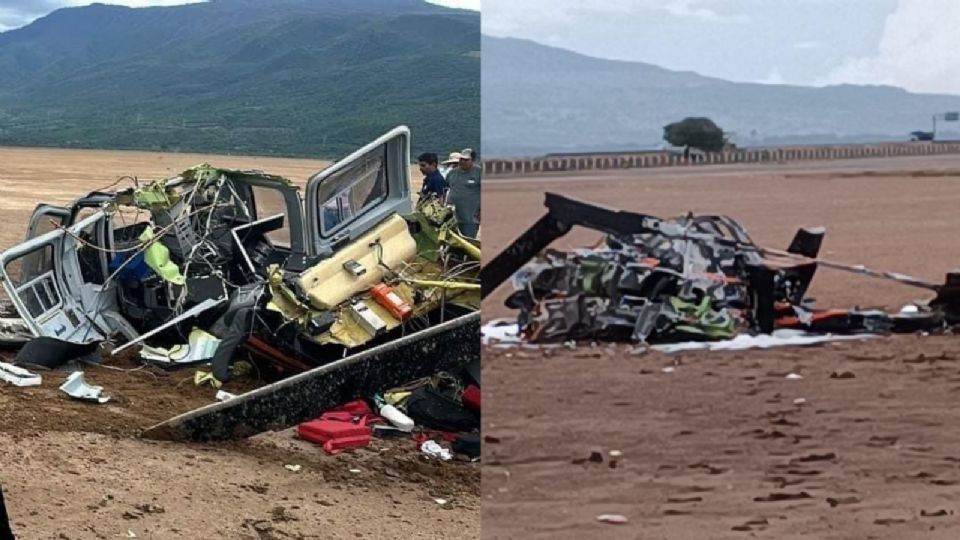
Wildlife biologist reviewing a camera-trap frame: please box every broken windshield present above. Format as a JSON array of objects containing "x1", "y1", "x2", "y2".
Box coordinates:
[{"x1": 318, "y1": 151, "x2": 388, "y2": 236}]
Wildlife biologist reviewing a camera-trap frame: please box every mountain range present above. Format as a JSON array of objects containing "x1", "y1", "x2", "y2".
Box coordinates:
[
  {"x1": 482, "y1": 35, "x2": 960, "y2": 157},
  {"x1": 0, "y1": 0, "x2": 479, "y2": 158}
]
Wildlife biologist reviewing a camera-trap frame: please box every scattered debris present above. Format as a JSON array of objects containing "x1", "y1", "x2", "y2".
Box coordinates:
[
  {"x1": 794, "y1": 452, "x2": 837, "y2": 463},
  {"x1": 0, "y1": 126, "x2": 481, "y2": 440},
  {"x1": 480, "y1": 319, "x2": 521, "y2": 345},
  {"x1": 139, "y1": 328, "x2": 221, "y2": 366},
  {"x1": 874, "y1": 517, "x2": 908, "y2": 525},
  {"x1": 596, "y1": 514, "x2": 629, "y2": 524},
  {"x1": 754, "y1": 491, "x2": 812, "y2": 502},
  {"x1": 421, "y1": 440, "x2": 453, "y2": 461},
  {"x1": 0, "y1": 361, "x2": 41, "y2": 387},
  {"x1": 826, "y1": 495, "x2": 861, "y2": 507},
  {"x1": 785, "y1": 372, "x2": 803, "y2": 380},
  {"x1": 283, "y1": 464, "x2": 301, "y2": 473},
  {"x1": 732, "y1": 517, "x2": 769, "y2": 531},
  {"x1": 480, "y1": 192, "x2": 960, "y2": 349},
  {"x1": 657, "y1": 331, "x2": 876, "y2": 352},
  {"x1": 59, "y1": 372, "x2": 111, "y2": 404},
  {"x1": 0, "y1": 318, "x2": 31, "y2": 346},
  {"x1": 379, "y1": 403, "x2": 415, "y2": 432},
  {"x1": 297, "y1": 399, "x2": 378, "y2": 455}
]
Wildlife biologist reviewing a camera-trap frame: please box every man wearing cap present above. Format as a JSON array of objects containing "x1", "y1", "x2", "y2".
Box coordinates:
[
  {"x1": 440, "y1": 151, "x2": 461, "y2": 180},
  {"x1": 417, "y1": 152, "x2": 446, "y2": 202},
  {"x1": 444, "y1": 148, "x2": 481, "y2": 238}
]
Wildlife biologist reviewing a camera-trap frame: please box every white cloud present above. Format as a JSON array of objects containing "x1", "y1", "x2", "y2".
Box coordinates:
[
  {"x1": 427, "y1": 0, "x2": 479, "y2": 9},
  {"x1": 660, "y1": 0, "x2": 749, "y2": 23},
  {"x1": 793, "y1": 40, "x2": 821, "y2": 50},
  {"x1": 821, "y1": 0, "x2": 960, "y2": 94},
  {"x1": 483, "y1": 0, "x2": 749, "y2": 37}
]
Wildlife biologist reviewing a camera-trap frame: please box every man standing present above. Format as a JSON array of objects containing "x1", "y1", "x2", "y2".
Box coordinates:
[
  {"x1": 440, "y1": 151, "x2": 461, "y2": 179},
  {"x1": 417, "y1": 152, "x2": 446, "y2": 202},
  {"x1": 444, "y1": 148, "x2": 481, "y2": 238}
]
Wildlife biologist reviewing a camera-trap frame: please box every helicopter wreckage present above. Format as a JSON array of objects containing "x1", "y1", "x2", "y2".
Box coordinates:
[{"x1": 0, "y1": 127, "x2": 480, "y2": 441}]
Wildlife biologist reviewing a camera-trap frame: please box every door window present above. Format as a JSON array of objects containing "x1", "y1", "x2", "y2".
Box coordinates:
[
  {"x1": 3, "y1": 244, "x2": 61, "y2": 320},
  {"x1": 318, "y1": 153, "x2": 387, "y2": 237}
]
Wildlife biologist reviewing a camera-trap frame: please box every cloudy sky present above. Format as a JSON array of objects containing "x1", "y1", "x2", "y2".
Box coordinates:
[
  {"x1": 0, "y1": 0, "x2": 479, "y2": 32},
  {"x1": 484, "y1": 0, "x2": 960, "y2": 95}
]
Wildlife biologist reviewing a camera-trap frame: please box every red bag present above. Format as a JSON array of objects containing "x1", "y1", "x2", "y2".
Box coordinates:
[
  {"x1": 462, "y1": 385, "x2": 481, "y2": 412},
  {"x1": 330, "y1": 399, "x2": 374, "y2": 417},
  {"x1": 297, "y1": 417, "x2": 371, "y2": 455},
  {"x1": 297, "y1": 399, "x2": 383, "y2": 454}
]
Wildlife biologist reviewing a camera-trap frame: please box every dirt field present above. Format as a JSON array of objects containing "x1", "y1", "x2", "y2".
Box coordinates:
[
  {"x1": 482, "y1": 155, "x2": 960, "y2": 539},
  {"x1": 0, "y1": 147, "x2": 478, "y2": 539}
]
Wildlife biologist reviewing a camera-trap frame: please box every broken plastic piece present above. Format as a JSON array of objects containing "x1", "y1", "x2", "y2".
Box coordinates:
[
  {"x1": 596, "y1": 514, "x2": 629, "y2": 524},
  {"x1": 139, "y1": 328, "x2": 222, "y2": 365},
  {"x1": 480, "y1": 319, "x2": 521, "y2": 345},
  {"x1": 0, "y1": 318, "x2": 31, "y2": 345},
  {"x1": 59, "y1": 371, "x2": 111, "y2": 404},
  {"x1": 420, "y1": 440, "x2": 453, "y2": 461},
  {"x1": 384, "y1": 391, "x2": 411, "y2": 406},
  {"x1": 0, "y1": 362, "x2": 41, "y2": 387},
  {"x1": 133, "y1": 181, "x2": 174, "y2": 209},
  {"x1": 215, "y1": 390, "x2": 237, "y2": 402},
  {"x1": 113, "y1": 298, "x2": 226, "y2": 356},
  {"x1": 139, "y1": 227, "x2": 186, "y2": 285},
  {"x1": 194, "y1": 369, "x2": 223, "y2": 389}
]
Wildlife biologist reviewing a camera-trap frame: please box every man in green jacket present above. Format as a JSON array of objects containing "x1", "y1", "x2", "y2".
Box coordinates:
[{"x1": 444, "y1": 148, "x2": 481, "y2": 238}]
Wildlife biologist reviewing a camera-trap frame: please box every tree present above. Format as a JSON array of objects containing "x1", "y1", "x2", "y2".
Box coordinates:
[{"x1": 663, "y1": 117, "x2": 726, "y2": 152}]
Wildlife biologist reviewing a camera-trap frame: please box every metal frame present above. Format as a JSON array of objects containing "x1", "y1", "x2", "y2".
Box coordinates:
[{"x1": 305, "y1": 126, "x2": 412, "y2": 256}]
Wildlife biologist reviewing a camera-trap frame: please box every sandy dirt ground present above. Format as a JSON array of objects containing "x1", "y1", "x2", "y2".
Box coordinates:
[
  {"x1": 482, "y1": 155, "x2": 960, "y2": 539},
  {"x1": 0, "y1": 147, "x2": 478, "y2": 539}
]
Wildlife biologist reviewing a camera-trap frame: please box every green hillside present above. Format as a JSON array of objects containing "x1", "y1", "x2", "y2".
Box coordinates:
[{"x1": 0, "y1": 0, "x2": 480, "y2": 158}]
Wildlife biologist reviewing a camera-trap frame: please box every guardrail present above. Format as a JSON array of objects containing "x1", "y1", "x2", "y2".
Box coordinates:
[{"x1": 483, "y1": 142, "x2": 960, "y2": 176}]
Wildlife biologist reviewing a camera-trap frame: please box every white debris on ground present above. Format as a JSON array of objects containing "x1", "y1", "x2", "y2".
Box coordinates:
[
  {"x1": 481, "y1": 319, "x2": 522, "y2": 345},
  {"x1": 652, "y1": 329, "x2": 878, "y2": 353},
  {"x1": 481, "y1": 321, "x2": 878, "y2": 353}
]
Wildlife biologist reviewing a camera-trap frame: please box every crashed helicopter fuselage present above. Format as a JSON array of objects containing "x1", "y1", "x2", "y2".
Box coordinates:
[
  {"x1": 0, "y1": 127, "x2": 480, "y2": 387},
  {"x1": 481, "y1": 193, "x2": 960, "y2": 345}
]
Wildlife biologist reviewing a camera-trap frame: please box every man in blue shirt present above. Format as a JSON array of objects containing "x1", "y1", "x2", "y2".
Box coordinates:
[{"x1": 417, "y1": 152, "x2": 446, "y2": 202}]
